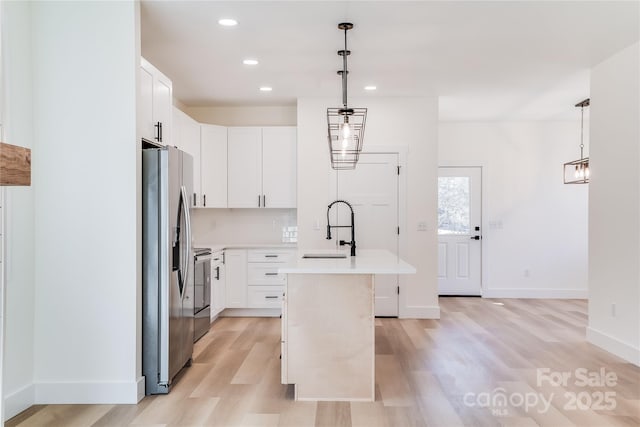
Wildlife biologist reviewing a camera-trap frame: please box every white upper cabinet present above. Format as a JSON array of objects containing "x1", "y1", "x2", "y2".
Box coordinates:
[
  {"x1": 139, "y1": 57, "x2": 172, "y2": 146},
  {"x1": 228, "y1": 127, "x2": 263, "y2": 208},
  {"x1": 227, "y1": 126, "x2": 297, "y2": 209},
  {"x1": 173, "y1": 107, "x2": 201, "y2": 206},
  {"x1": 262, "y1": 127, "x2": 297, "y2": 208},
  {"x1": 201, "y1": 124, "x2": 228, "y2": 208}
]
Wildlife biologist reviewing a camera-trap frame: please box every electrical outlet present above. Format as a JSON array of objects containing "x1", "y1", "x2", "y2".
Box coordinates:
[
  {"x1": 611, "y1": 303, "x2": 616, "y2": 317},
  {"x1": 524, "y1": 269, "x2": 530, "y2": 277},
  {"x1": 417, "y1": 221, "x2": 428, "y2": 231},
  {"x1": 313, "y1": 219, "x2": 320, "y2": 231}
]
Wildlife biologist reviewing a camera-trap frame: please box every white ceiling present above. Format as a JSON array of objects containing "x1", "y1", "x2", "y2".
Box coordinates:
[{"x1": 141, "y1": 1, "x2": 639, "y2": 120}]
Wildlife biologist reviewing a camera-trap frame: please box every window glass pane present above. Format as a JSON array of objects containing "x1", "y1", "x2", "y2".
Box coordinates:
[{"x1": 438, "y1": 176, "x2": 470, "y2": 235}]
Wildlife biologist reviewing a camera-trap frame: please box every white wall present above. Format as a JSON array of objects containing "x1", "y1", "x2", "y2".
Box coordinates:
[
  {"x1": 30, "y1": 1, "x2": 142, "y2": 404},
  {"x1": 297, "y1": 97, "x2": 439, "y2": 318},
  {"x1": 587, "y1": 41, "x2": 640, "y2": 366},
  {"x1": 185, "y1": 105, "x2": 296, "y2": 127},
  {"x1": 1, "y1": 0, "x2": 36, "y2": 419},
  {"x1": 192, "y1": 208, "x2": 297, "y2": 246},
  {"x1": 439, "y1": 122, "x2": 589, "y2": 298}
]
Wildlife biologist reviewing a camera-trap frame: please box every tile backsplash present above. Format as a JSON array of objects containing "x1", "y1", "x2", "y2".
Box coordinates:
[{"x1": 192, "y1": 208, "x2": 297, "y2": 245}]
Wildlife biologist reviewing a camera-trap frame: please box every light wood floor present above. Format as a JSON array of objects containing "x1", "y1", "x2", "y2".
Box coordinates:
[{"x1": 7, "y1": 298, "x2": 640, "y2": 427}]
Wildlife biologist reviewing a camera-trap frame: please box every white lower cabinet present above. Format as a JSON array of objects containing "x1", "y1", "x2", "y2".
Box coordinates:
[
  {"x1": 281, "y1": 290, "x2": 288, "y2": 384},
  {"x1": 223, "y1": 248, "x2": 294, "y2": 310},
  {"x1": 247, "y1": 263, "x2": 287, "y2": 286},
  {"x1": 224, "y1": 249, "x2": 247, "y2": 308},
  {"x1": 247, "y1": 249, "x2": 292, "y2": 309},
  {"x1": 248, "y1": 286, "x2": 284, "y2": 308},
  {"x1": 211, "y1": 250, "x2": 226, "y2": 318}
]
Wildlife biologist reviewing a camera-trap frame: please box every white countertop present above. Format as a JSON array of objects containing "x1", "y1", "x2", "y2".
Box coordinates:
[
  {"x1": 279, "y1": 249, "x2": 416, "y2": 275},
  {"x1": 193, "y1": 243, "x2": 297, "y2": 253}
]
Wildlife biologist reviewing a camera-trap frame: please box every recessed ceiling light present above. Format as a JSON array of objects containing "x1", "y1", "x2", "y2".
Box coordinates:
[
  {"x1": 492, "y1": 302, "x2": 505, "y2": 306},
  {"x1": 364, "y1": 85, "x2": 377, "y2": 91},
  {"x1": 218, "y1": 18, "x2": 238, "y2": 27},
  {"x1": 243, "y1": 59, "x2": 259, "y2": 66},
  {"x1": 259, "y1": 86, "x2": 272, "y2": 92}
]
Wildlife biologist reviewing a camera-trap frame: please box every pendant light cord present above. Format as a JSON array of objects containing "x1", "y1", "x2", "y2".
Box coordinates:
[
  {"x1": 580, "y1": 104, "x2": 584, "y2": 160},
  {"x1": 342, "y1": 27, "x2": 348, "y2": 109}
]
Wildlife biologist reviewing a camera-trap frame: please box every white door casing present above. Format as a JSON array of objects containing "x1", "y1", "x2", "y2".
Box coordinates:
[
  {"x1": 337, "y1": 153, "x2": 400, "y2": 316},
  {"x1": 437, "y1": 167, "x2": 482, "y2": 295}
]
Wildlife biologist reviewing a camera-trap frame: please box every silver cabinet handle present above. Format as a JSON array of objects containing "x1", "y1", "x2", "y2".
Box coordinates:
[
  {"x1": 258, "y1": 195, "x2": 261, "y2": 207},
  {"x1": 265, "y1": 272, "x2": 278, "y2": 276},
  {"x1": 265, "y1": 255, "x2": 278, "y2": 258},
  {"x1": 265, "y1": 295, "x2": 278, "y2": 299},
  {"x1": 263, "y1": 194, "x2": 266, "y2": 207}
]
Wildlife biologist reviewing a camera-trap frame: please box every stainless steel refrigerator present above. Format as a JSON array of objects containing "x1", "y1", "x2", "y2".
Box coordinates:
[{"x1": 142, "y1": 145, "x2": 194, "y2": 395}]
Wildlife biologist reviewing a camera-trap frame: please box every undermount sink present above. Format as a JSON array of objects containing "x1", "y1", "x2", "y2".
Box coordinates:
[{"x1": 302, "y1": 253, "x2": 348, "y2": 259}]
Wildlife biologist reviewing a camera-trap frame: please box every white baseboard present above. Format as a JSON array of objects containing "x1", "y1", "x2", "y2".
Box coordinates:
[
  {"x1": 34, "y1": 379, "x2": 142, "y2": 404},
  {"x1": 221, "y1": 308, "x2": 281, "y2": 317},
  {"x1": 4, "y1": 383, "x2": 34, "y2": 421},
  {"x1": 587, "y1": 327, "x2": 640, "y2": 367},
  {"x1": 482, "y1": 288, "x2": 588, "y2": 299},
  {"x1": 136, "y1": 376, "x2": 145, "y2": 402},
  {"x1": 399, "y1": 305, "x2": 440, "y2": 319}
]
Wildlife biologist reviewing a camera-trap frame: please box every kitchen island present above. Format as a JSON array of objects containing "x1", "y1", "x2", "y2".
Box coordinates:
[{"x1": 278, "y1": 249, "x2": 416, "y2": 401}]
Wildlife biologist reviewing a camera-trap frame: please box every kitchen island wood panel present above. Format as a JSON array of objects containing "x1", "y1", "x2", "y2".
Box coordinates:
[
  {"x1": 280, "y1": 250, "x2": 416, "y2": 401},
  {"x1": 285, "y1": 273, "x2": 374, "y2": 401}
]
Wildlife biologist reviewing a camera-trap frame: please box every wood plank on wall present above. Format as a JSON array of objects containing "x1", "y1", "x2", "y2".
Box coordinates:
[{"x1": 0, "y1": 142, "x2": 31, "y2": 186}]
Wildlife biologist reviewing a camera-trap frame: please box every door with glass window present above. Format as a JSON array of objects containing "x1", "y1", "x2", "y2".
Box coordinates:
[{"x1": 438, "y1": 167, "x2": 482, "y2": 295}]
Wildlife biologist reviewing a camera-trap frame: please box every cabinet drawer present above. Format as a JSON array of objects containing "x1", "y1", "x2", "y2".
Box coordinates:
[
  {"x1": 248, "y1": 286, "x2": 284, "y2": 308},
  {"x1": 247, "y1": 249, "x2": 294, "y2": 263},
  {"x1": 211, "y1": 250, "x2": 224, "y2": 265},
  {"x1": 248, "y1": 263, "x2": 287, "y2": 285}
]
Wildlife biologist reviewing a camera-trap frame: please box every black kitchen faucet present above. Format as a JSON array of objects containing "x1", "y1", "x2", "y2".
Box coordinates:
[{"x1": 326, "y1": 200, "x2": 356, "y2": 256}]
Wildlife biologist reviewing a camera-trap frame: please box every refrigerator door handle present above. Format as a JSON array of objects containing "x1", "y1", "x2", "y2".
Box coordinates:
[{"x1": 181, "y1": 185, "x2": 192, "y2": 298}]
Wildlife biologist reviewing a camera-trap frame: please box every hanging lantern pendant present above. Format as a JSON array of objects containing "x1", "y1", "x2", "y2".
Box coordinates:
[
  {"x1": 327, "y1": 22, "x2": 367, "y2": 170},
  {"x1": 563, "y1": 98, "x2": 590, "y2": 184}
]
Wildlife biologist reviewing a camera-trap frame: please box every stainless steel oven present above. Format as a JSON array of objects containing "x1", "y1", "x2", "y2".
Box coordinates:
[{"x1": 193, "y1": 248, "x2": 212, "y2": 342}]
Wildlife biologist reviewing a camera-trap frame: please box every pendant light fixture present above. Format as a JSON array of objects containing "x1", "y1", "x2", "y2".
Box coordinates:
[
  {"x1": 564, "y1": 98, "x2": 590, "y2": 184},
  {"x1": 327, "y1": 22, "x2": 367, "y2": 170}
]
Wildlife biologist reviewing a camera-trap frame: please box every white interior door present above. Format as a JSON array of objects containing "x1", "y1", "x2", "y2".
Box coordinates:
[
  {"x1": 438, "y1": 167, "x2": 482, "y2": 295},
  {"x1": 337, "y1": 153, "x2": 399, "y2": 316}
]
